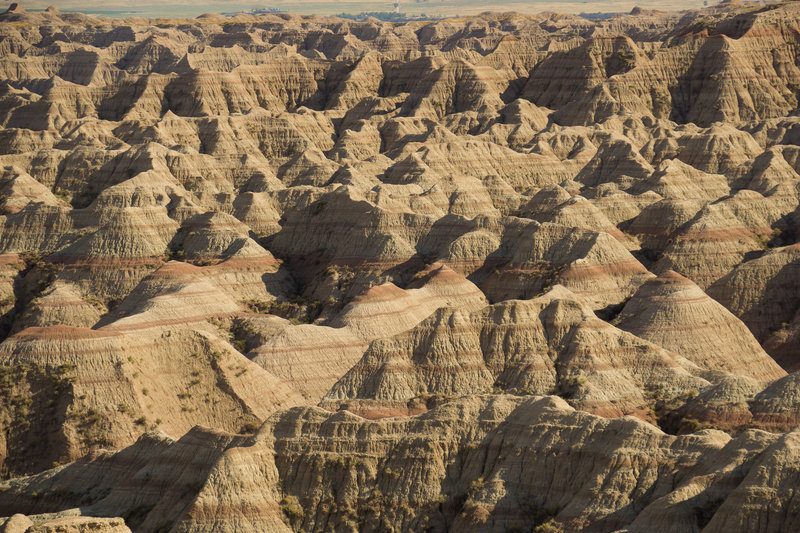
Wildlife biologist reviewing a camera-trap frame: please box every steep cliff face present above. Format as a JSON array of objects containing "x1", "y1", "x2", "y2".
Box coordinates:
[{"x1": 2, "y1": 2, "x2": 800, "y2": 532}]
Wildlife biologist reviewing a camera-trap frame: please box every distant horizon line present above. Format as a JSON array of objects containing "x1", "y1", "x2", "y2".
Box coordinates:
[{"x1": 3, "y1": 0, "x2": 720, "y2": 20}]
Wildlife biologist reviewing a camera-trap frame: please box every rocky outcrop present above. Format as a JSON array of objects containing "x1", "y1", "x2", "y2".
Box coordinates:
[
  {"x1": 0, "y1": 3, "x2": 799, "y2": 531},
  {"x1": 0, "y1": 396, "x2": 796, "y2": 533},
  {"x1": 325, "y1": 285, "x2": 709, "y2": 418},
  {"x1": 615, "y1": 270, "x2": 785, "y2": 382}
]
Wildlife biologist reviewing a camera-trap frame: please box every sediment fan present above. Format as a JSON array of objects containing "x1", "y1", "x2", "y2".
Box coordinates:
[{"x1": 1, "y1": 1, "x2": 800, "y2": 531}]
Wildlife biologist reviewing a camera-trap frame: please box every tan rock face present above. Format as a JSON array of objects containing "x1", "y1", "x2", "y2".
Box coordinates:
[
  {"x1": 0, "y1": 396, "x2": 794, "y2": 533},
  {"x1": 1, "y1": 2, "x2": 800, "y2": 532},
  {"x1": 614, "y1": 270, "x2": 785, "y2": 382},
  {"x1": 325, "y1": 285, "x2": 711, "y2": 419}
]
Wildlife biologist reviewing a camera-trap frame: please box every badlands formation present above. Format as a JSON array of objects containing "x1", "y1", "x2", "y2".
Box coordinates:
[{"x1": 2, "y1": 0, "x2": 800, "y2": 531}]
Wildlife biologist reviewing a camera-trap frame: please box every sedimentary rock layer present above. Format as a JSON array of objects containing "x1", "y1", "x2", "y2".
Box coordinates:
[{"x1": 0, "y1": 2, "x2": 799, "y2": 532}]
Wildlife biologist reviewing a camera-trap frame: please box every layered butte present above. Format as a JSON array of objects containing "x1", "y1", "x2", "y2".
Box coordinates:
[{"x1": 1, "y1": 1, "x2": 800, "y2": 532}]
